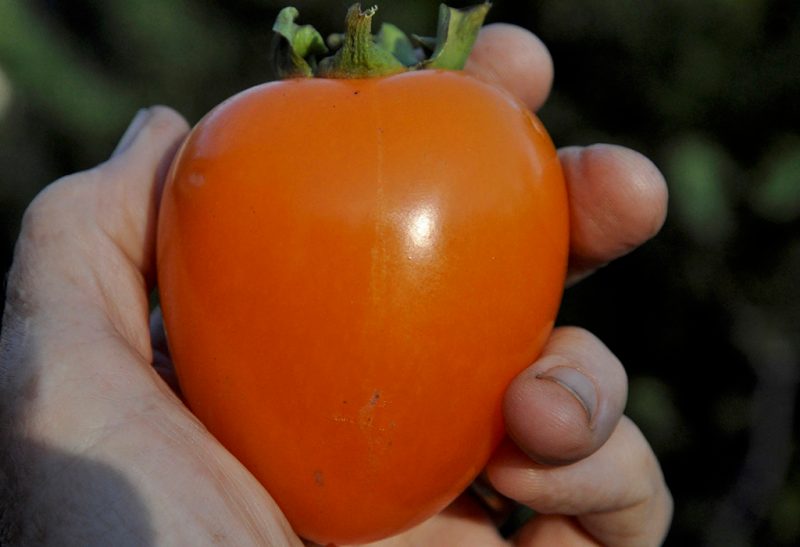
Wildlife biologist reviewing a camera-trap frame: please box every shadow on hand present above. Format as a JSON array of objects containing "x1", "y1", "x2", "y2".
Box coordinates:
[
  {"x1": 0, "y1": 330, "x2": 155, "y2": 546},
  {"x1": 0, "y1": 436, "x2": 156, "y2": 546}
]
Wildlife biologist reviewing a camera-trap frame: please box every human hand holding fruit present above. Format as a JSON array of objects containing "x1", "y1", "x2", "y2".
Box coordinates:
[{"x1": 0, "y1": 6, "x2": 671, "y2": 546}]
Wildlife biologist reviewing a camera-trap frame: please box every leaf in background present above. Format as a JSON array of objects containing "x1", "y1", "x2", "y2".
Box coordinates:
[
  {"x1": 99, "y1": 0, "x2": 241, "y2": 114},
  {"x1": 665, "y1": 135, "x2": 735, "y2": 245},
  {"x1": 770, "y1": 480, "x2": 800, "y2": 544},
  {"x1": 0, "y1": 2, "x2": 136, "y2": 140},
  {"x1": 0, "y1": 65, "x2": 10, "y2": 122},
  {"x1": 626, "y1": 376, "x2": 687, "y2": 454},
  {"x1": 751, "y1": 137, "x2": 800, "y2": 223}
]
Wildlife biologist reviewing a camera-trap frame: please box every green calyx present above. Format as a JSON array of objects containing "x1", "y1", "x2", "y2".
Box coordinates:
[{"x1": 271, "y1": 2, "x2": 492, "y2": 79}]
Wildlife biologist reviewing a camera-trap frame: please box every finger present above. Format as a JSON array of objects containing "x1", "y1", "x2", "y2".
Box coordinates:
[
  {"x1": 465, "y1": 30, "x2": 668, "y2": 282},
  {"x1": 465, "y1": 23, "x2": 554, "y2": 111},
  {"x1": 515, "y1": 515, "x2": 599, "y2": 546},
  {"x1": 560, "y1": 144, "x2": 668, "y2": 284},
  {"x1": 502, "y1": 327, "x2": 627, "y2": 465},
  {"x1": 98, "y1": 106, "x2": 190, "y2": 283},
  {"x1": 111, "y1": 108, "x2": 151, "y2": 157},
  {"x1": 489, "y1": 418, "x2": 672, "y2": 547}
]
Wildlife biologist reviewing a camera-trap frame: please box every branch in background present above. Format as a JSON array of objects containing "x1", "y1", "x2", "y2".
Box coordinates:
[{"x1": 706, "y1": 304, "x2": 798, "y2": 546}]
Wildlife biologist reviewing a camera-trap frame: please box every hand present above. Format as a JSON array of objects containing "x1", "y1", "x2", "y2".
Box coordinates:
[{"x1": 0, "y1": 25, "x2": 670, "y2": 547}]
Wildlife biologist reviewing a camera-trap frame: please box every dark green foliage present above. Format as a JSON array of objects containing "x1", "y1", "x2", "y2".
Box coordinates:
[{"x1": 1, "y1": 1, "x2": 798, "y2": 545}]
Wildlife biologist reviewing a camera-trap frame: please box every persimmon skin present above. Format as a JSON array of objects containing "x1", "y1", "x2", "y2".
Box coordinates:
[{"x1": 157, "y1": 70, "x2": 569, "y2": 545}]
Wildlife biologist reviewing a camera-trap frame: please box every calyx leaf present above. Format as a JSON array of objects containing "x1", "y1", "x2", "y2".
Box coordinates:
[
  {"x1": 271, "y1": 7, "x2": 329, "y2": 78},
  {"x1": 423, "y1": 2, "x2": 492, "y2": 70},
  {"x1": 271, "y1": 2, "x2": 491, "y2": 79}
]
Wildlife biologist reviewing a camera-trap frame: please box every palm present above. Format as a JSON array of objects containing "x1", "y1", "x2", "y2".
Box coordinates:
[{"x1": 84, "y1": 363, "x2": 299, "y2": 545}]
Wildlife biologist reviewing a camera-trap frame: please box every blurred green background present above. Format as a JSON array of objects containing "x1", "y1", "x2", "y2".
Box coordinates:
[{"x1": 1, "y1": 0, "x2": 798, "y2": 545}]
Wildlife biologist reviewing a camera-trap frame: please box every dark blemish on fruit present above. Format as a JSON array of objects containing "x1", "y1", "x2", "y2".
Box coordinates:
[{"x1": 369, "y1": 390, "x2": 380, "y2": 406}]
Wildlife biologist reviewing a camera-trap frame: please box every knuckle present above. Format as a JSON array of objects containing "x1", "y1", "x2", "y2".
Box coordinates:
[{"x1": 519, "y1": 476, "x2": 580, "y2": 515}]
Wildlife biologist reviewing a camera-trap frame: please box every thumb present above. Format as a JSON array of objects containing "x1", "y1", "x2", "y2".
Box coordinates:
[
  {"x1": 95, "y1": 106, "x2": 190, "y2": 283},
  {"x1": 11, "y1": 107, "x2": 189, "y2": 357}
]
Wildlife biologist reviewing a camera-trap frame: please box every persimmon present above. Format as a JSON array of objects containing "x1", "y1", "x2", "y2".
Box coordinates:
[{"x1": 157, "y1": 3, "x2": 569, "y2": 544}]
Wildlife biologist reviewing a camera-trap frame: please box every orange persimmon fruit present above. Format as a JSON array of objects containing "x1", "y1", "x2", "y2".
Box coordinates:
[{"x1": 157, "y1": 3, "x2": 568, "y2": 544}]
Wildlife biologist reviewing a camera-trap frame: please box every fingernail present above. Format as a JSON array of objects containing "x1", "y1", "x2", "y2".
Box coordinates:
[
  {"x1": 112, "y1": 108, "x2": 151, "y2": 157},
  {"x1": 537, "y1": 365, "x2": 598, "y2": 428}
]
